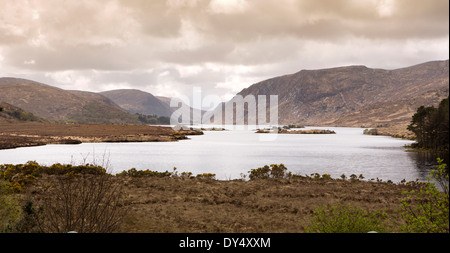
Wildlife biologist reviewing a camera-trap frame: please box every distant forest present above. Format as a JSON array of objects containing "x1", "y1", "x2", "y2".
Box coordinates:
[
  {"x1": 0, "y1": 103, "x2": 41, "y2": 122},
  {"x1": 407, "y1": 96, "x2": 449, "y2": 152},
  {"x1": 136, "y1": 113, "x2": 170, "y2": 125}
]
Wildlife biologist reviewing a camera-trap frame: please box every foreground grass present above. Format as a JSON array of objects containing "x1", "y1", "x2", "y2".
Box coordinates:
[
  {"x1": 117, "y1": 176, "x2": 409, "y2": 233},
  {"x1": 1, "y1": 162, "x2": 448, "y2": 233}
]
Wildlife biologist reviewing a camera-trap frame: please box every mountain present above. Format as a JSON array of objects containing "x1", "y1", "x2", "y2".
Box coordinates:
[
  {"x1": 211, "y1": 60, "x2": 449, "y2": 127},
  {"x1": 157, "y1": 96, "x2": 205, "y2": 124},
  {"x1": 99, "y1": 89, "x2": 205, "y2": 124},
  {"x1": 100, "y1": 89, "x2": 172, "y2": 117},
  {"x1": 0, "y1": 77, "x2": 140, "y2": 124}
]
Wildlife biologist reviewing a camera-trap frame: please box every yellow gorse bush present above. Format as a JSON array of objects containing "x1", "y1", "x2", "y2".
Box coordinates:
[{"x1": 0, "y1": 161, "x2": 107, "y2": 192}]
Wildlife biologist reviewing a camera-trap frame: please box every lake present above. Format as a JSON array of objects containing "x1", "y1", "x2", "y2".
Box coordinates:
[{"x1": 0, "y1": 126, "x2": 435, "y2": 182}]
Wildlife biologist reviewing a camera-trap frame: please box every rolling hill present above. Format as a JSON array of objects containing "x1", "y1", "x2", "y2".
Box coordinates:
[
  {"x1": 100, "y1": 89, "x2": 205, "y2": 124},
  {"x1": 0, "y1": 77, "x2": 140, "y2": 124},
  {"x1": 100, "y1": 89, "x2": 173, "y2": 117}
]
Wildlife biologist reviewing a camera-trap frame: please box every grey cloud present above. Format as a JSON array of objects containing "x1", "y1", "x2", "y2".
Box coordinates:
[{"x1": 0, "y1": 0, "x2": 448, "y2": 102}]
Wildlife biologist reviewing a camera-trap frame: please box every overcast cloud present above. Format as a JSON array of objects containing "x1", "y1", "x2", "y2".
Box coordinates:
[{"x1": 0, "y1": 0, "x2": 448, "y2": 106}]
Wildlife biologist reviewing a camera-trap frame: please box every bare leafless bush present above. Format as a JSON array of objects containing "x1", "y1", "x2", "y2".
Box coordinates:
[{"x1": 37, "y1": 173, "x2": 126, "y2": 233}]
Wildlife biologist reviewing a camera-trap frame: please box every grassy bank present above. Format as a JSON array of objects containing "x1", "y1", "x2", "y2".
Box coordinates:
[{"x1": 363, "y1": 124, "x2": 415, "y2": 140}]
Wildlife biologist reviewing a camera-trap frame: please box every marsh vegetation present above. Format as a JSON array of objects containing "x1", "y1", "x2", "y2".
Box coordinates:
[{"x1": 1, "y1": 161, "x2": 447, "y2": 233}]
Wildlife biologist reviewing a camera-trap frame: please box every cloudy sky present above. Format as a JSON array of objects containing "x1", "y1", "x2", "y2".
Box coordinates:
[{"x1": 0, "y1": 0, "x2": 448, "y2": 107}]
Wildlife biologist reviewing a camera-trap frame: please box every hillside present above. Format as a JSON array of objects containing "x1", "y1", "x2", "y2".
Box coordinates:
[
  {"x1": 157, "y1": 96, "x2": 205, "y2": 124},
  {"x1": 0, "y1": 101, "x2": 42, "y2": 123},
  {"x1": 100, "y1": 89, "x2": 172, "y2": 117},
  {"x1": 212, "y1": 60, "x2": 449, "y2": 127},
  {"x1": 0, "y1": 77, "x2": 140, "y2": 124},
  {"x1": 67, "y1": 90, "x2": 140, "y2": 124}
]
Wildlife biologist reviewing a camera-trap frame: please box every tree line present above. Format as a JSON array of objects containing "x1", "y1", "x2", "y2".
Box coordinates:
[
  {"x1": 136, "y1": 113, "x2": 170, "y2": 125},
  {"x1": 407, "y1": 96, "x2": 449, "y2": 151}
]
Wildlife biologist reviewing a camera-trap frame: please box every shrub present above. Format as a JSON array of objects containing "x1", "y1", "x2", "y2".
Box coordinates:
[
  {"x1": 270, "y1": 164, "x2": 289, "y2": 178},
  {"x1": 305, "y1": 203, "x2": 390, "y2": 233},
  {"x1": 248, "y1": 165, "x2": 271, "y2": 180},
  {"x1": 36, "y1": 173, "x2": 126, "y2": 233},
  {"x1": 117, "y1": 168, "x2": 172, "y2": 178},
  {"x1": 0, "y1": 184, "x2": 22, "y2": 232},
  {"x1": 0, "y1": 162, "x2": 107, "y2": 192},
  {"x1": 12, "y1": 200, "x2": 44, "y2": 233},
  {"x1": 400, "y1": 158, "x2": 449, "y2": 233},
  {"x1": 321, "y1": 174, "x2": 332, "y2": 180},
  {"x1": 196, "y1": 173, "x2": 216, "y2": 180},
  {"x1": 248, "y1": 164, "x2": 291, "y2": 180}
]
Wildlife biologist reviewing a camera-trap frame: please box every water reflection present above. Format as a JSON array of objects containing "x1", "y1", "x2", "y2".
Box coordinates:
[
  {"x1": 407, "y1": 152, "x2": 437, "y2": 180},
  {"x1": 406, "y1": 151, "x2": 449, "y2": 191}
]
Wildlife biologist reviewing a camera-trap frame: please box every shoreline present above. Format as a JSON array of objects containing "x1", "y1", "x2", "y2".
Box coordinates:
[
  {"x1": 1, "y1": 122, "x2": 416, "y2": 150},
  {"x1": 0, "y1": 122, "x2": 203, "y2": 150},
  {"x1": 363, "y1": 125, "x2": 415, "y2": 140}
]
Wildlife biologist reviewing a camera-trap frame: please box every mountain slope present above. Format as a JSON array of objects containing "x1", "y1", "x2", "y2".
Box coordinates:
[
  {"x1": 0, "y1": 77, "x2": 139, "y2": 124},
  {"x1": 100, "y1": 89, "x2": 172, "y2": 117},
  {"x1": 157, "y1": 96, "x2": 205, "y2": 124},
  {"x1": 215, "y1": 60, "x2": 449, "y2": 127},
  {"x1": 67, "y1": 90, "x2": 140, "y2": 124},
  {"x1": 0, "y1": 101, "x2": 42, "y2": 123}
]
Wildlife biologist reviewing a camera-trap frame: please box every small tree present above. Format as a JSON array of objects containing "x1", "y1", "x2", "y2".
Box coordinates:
[{"x1": 37, "y1": 173, "x2": 126, "y2": 233}]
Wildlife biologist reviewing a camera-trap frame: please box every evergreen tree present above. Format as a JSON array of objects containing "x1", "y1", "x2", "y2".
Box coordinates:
[{"x1": 407, "y1": 97, "x2": 449, "y2": 151}]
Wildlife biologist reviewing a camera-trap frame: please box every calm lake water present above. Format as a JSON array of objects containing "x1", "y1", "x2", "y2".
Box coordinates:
[{"x1": 0, "y1": 126, "x2": 435, "y2": 182}]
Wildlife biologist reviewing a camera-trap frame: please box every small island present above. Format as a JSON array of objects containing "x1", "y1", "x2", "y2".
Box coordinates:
[
  {"x1": 280, "y1": 129, "x2": 336, "y2": 134},
  {"x1": 256, "y1": 127, "x2": 336, "y2": 134},
  {"x1": 199, "y1": 127, "x2": 228, "y2": 131}
]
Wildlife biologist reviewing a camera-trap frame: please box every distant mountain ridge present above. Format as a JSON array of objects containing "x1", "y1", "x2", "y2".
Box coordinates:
[
  {"x1": 212, "y1": 59, "x2": 449, "y2": 127},
  {"x1": 1, "y1": 59, "x2": 448, "y2": 127},
  {"x1": 0, "y1": 77, "x2": 140, "y2": 124},
  {"x1": 0, "y1": 77, "x2": 202, "y2": 125},
  {"x1": 100, "y1": 89, "x2": 173, "y2": 117}
]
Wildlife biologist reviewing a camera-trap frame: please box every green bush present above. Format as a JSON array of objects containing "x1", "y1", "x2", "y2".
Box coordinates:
[
  {"x1": 0, "y1": 184, "x2": 22, "y2": 232},
  {"x1": 305, "y1": 203, "x2": 390, "y2": 233},
  {"x1": 12, "y1": 200, "x2": 44, "y2": 233},
  {"x1": 400, "y1": 158, "x2": 449, "y2": 233}
]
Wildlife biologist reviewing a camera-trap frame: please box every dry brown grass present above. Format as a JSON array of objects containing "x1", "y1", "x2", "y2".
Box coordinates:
[
  {"x1": 0, "y1": 122, "x2": 201, "y2": 149},
  {"x1": 109, "y1": 176, "x2": 412, "y2": 233}
]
